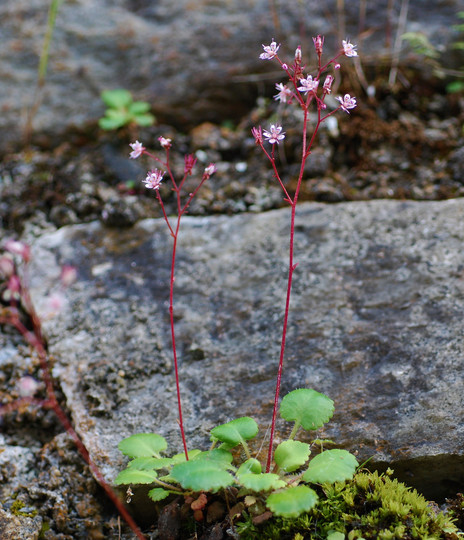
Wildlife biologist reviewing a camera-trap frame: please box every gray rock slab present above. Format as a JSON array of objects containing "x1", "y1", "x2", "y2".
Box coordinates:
[
  {"x1": 1, "y1": 0, "x2": 461, "y2": 149},
  {"x1": 29, "y1": 199, "x2": 464, "y2": 499}
]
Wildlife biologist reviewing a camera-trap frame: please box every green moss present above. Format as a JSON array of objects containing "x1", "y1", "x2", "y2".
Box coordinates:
[
  {"x1": 236, "y1": 470, "x2": 461, "y2": 539},
  {"x1": 10, "y1": 498, "x2": 38, "y2": 518}
]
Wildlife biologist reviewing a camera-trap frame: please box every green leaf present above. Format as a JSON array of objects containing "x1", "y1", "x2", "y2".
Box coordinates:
[
  {"x1": 118, "y1": 433, "x2": 167, "y2": 458},
  {"x1": 127, "y1": 457, "x2": 173, "y2": 470},
  {"x1": 274, "y1": 440, "x2": 310, "y2": 472},
  {"x1": 98, "y1": 116, "x2": 127, "y2": 130},
  {"x1": 192, "y1": 448, "x2": 234, "y2": 468},
  {"x1": 303, "y1": 449, "x2": 358, "y2": 484},
  {"x1": 148, "y1": 488, "x2": 171, "y2": 502},
  {"x1": 114, "y1": 468, "x2": 157, "y2": 485},
  {"x1": 446, "y1": 81, "x2": 464, "y2": 93},
  {"x1": 171, "y1": 449, "x2": 202, "y2": 464},
  {"x1": 101, "y1": 89, "x2": 133, "y2": 108},
  {"x1": 129, "y1": 101, "x2": 151, "y2": 114},
  {"x1": 171, "y1": 459, "x2": 235, "y2": 492},
  {"x1": 238, "y1": 473, "x2": 286, "y2": 492},
  {"x1": 280, "y1": 389, "x2": 334, "y2": 431},
  {"x1": 210, "y1": 417, "x2": 259, "y2": 447},
  {"x1": 133, "y1": 113, "x2": 156, "y2": 127},
  {"x1": 237, "y1": 458, "x2": 262, "y2": 475},
  {"x1": 266, "y1": 485, "x2": 318, "y2": 518}
]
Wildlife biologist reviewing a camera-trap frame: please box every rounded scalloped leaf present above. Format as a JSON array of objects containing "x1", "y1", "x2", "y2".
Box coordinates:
[
  {"x1": 148, "y1": 488, "x2": 171, "y2": 502},
  {"x1": 210, "y1": 417, "x2": 259, "y2": 446},
  {"x1": 171, "y1": 449, "x2": 202, "y2": 464},
  {"x1": 170, "y1": 460, "x2": 235, "y2": 492},
  {"x1": 237, "y1": 458, "x2": 262, "y2": 476},
  {"x1": 238, "y1": 473, "x2": 286, "y2": 492},
  {"x1": 274, "y1": 440, "x2": 311, "y2": 472},
  {"x1": 118, "y1": 433, "x2": 167, "y2": 458},
  {"x1": 266, "y1": 485, "x2": 318, "y2": 518},
  {"x1": 303, "y1": 449, "x2": 358, "y2": 484},
  {"x1": 114, "y1": 468, "x2": 157, "y2": 485},
  {"x1": 127, "y1": 457, "x2": 173, "y2": 471},
  {"x1": 193, "y1": 449, "x2": 234, "y2": 468},
  {"x1": 280, "y1": 389, "x2": 334, "y2": 431}
]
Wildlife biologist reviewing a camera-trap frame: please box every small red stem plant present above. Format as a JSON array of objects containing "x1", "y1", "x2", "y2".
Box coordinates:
[
  {"x1": 253, "y1": 36, "x2": 358, "y2": 472},
  {"x1": 0, "y1": 35, "x2": 357, "y2": 536},
  {"x1": 0, "y1": 244, "x2": 146, "y2": 540},
  {"x1": 129, "y1": 137, "x2": 217, "y2": 460}
]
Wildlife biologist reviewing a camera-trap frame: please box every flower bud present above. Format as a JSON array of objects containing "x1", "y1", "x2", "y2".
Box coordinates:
[
  {"x1": 312, "y1": 35, "x2": 324, "y2": 55},
  {"x1": 323, "y1": 75, "x2": 334, "y2": 94}
]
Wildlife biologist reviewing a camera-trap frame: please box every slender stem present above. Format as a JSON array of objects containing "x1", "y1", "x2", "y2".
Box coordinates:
[
  {"x1": 169, "y1": 216, "x2": 189, "y2": 461},
  {"x1": 266, "y1": 104, "x2": 322, "y2": 472},
  {"x1": 265, "y1": 203, "x2": 297, "y2": 472}
]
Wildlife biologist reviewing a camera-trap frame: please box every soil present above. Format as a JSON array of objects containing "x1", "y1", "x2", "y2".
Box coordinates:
[{"x1": 0, "y1": 69, "x2": 463, "y2": 539}]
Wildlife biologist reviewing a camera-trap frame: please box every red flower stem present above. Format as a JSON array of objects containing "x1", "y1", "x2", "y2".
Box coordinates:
[
  {"x1": 0, "y1": 313, "x2": 146, "y2": 540},
  {"x1": 168, "y1": 215, "x2": 189, "y2": 460},
  {"x1": 266, "y1": 103, "x2": 323, "y2": 472},
  {"x1": 154, "y1": 152, "x2": 211, "y2": 463}
]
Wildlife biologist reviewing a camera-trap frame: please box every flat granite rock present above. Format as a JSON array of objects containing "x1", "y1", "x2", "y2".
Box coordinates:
[{"x1": 29, "y1": 199, "x2": 464, "y2": 500}]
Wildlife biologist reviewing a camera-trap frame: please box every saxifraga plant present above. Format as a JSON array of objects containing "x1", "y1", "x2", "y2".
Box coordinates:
[
  {"x1": 0, "y1": 241, "x2": 146, "y2": 539},
  {"x1": 119, "y1": 36, "x2": 361, "y2": 531},
  {"x1": 99, "y1": 89, "x2": 156, "y2": 131},
  {"x1": 127, "y1": 137, "x2": 217, "y2": 459}
]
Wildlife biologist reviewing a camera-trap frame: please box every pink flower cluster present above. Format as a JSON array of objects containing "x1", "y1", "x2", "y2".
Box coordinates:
[
  {"x1": 129, "y1": 137, "x2": 217, "y2": 193},
  {"x1": 253, "y1": 36, "x2": 358, "y2": 145}
]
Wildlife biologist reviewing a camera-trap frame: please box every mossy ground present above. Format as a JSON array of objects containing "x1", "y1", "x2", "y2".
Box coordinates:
[{"x1": 235, "y1": 470, "x2": 461, "y2": 540}]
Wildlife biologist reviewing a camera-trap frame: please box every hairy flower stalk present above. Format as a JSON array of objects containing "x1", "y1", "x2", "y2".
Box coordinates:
[
  {"x1": 255, "y1": 38, "x2": 357, "y2": 472},
  {"x1": 130, "y1": 139, "x2": 215, "y2": 460}
]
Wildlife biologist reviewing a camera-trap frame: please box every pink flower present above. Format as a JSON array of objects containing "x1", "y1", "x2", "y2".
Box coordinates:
[
  {"x1": 158, "y1": 136, "x2": 172, "y2": 149},
  {"x1": 313, "y1": 35, "x2": 324, "y2": 55},
  {"x1": 263, "y1": 124, "x2": 285, "y2": 144},
  {"x1": 143, "y1": 169, "x2": 164, "y2": 190},
  {"x1": 274, "y1": 83, "x2": 293, "y2": 103},
  {"x1": 202, "y1": 163, "x2": 217, "y2": 181},
  {"x1": 184, "y1": 154, "x2": 197, "y2": 174},
  {"x1": 342, "y1": 39, "x2": 358, "y2": 57},
  {"x1": 61, "y1": 266, "x2": 77, "y2": 287},
  {"x1": 337, "y1": 94, "x2": 357, "y2": 113},
  {"x1": 294, "y1": 46, "x2": 302, "y2": 63},
  {"x1": 297, "y1": 75, "x2": 319, "y2": 94},
  {"x1": 251, "y1": 126, "x2": 263, "y2": 145},
  {"x1": 4, "y1": 240, "x2": 30, "y2": 262},
  {"x1": 18, "y1": 376, "x2": 39, "y2": 398},
  {"x1": 204, "y1": 163, "x2": 217, "y2": 176},
  {"x1": 42, "y1": 292, "x2": 67, "y2": 317},
  {"x1": 0, "y1": 255, "x2": 14, "y2": 277},
  {"x1": 129, "y1": 140, "x2": 145, "y2": 159},
  {"x1": 4, "y1": 275, "x2": 21, "y2": 302},
  {"x1": 323, "y1": 75, "x2": 334, "y2": 94},
  {"x1": 260, "y1": 40, "x2": 280, "y2": 60}
]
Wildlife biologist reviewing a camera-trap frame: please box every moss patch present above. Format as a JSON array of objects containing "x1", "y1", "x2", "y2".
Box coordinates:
[{"x1": 236, "y1": 470, "x2": 461, "y2": 539}]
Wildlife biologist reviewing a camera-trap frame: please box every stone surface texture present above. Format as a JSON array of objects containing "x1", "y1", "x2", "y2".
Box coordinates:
[
  {"x1": 25, "y1": 198, "x2": 464, "y2": 500},
  {"x1": 1, "y1": 0, "x2": 461, "y2": 150}
]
